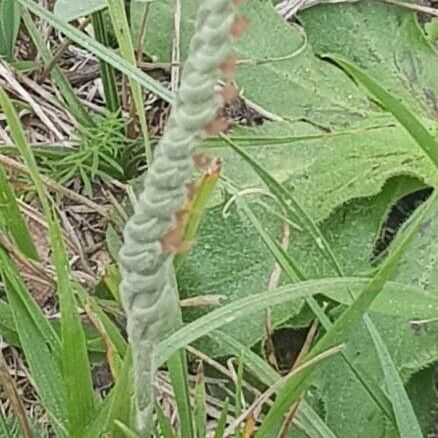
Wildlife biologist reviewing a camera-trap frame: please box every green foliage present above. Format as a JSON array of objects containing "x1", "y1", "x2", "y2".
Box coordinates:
[
  {"x1": 0, "y1": 0, "x2": 20, "y2": 61},
  {"x1": 54, "y1": 0, "x2": 106, "y2": 22},
  {"x1": 40, "y1": 111, "x2": 134, "y2": 195},
  {"x1": 0, "y1": 164, "x2": 39, "y2": 260},
  {"x1": 21, "y1": 7, "x2": 94, "y2": 128},
  {"x1": 0, "y1": 414, "x2": 45, "y2": 438},
  {"x1": 0, "y1": 0, "x2": 437, "y2": 437}
]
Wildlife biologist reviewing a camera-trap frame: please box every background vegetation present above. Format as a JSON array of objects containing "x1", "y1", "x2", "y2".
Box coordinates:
[{"x1": 0, "y1": 0, "x2": 436, "y2": 436}]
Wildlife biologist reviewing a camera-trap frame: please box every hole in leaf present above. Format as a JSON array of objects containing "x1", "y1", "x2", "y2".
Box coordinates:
[{"x1": 372, "y1": 186, "x2": 433, "y2": 263}]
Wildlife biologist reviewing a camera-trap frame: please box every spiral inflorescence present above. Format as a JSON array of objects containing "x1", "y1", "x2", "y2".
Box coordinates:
[{"x1": 119, "y1": 0, "x2": 246, "y2": 431}]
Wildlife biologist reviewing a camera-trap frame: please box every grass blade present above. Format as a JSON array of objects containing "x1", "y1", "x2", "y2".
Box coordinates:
[
  {"x1": 20, "y1": 7, "x2": 93, "y2": 128},
  {"x1": 0, "y1": 86, "x2": 96, "y2": 435},
  {"x1": 167, "y1": 350, "x2": 195, "y2": 438},
  {"x1": 106, "y1": 0, "x2": 152, "y2": 164},
  {"x1": 329, "y1": 55, "x2": 438, "y2": 171},
  {"x1": 213, "y1": 400, "x2": 229, "y2": 438},
  {"x1": 154, "y1": 277, "x2": 398, "y2": 368},
  {"x1": 193, "y1": 362, "x2": 207, "y2": 438},
  {"x1": 51, "y1": 218, "x2": 97, "y2": 436},
  {"x1": 213, "y1": 332, "x2": 337, "y2": 438},
  {"x1": 103, "y1": 351, "x2": 134, "y2": 438},
  {"x1": 155, "y1": 402, "x2": 175, "y2": 438},
  {"x1": 255, "y1": 190, "x2": 437, "y2": 436},
  {"x1": 0, "y1": 345, "x2": 34, "y2": 438},
  {"x1": 17, "y1": 0, "x2": 173, "y2": 103},
  {"x1": 0, "y1": 0, "x2": 20, "y2": 61},
  {"x1": 367, "y1": 319, "x2": 422, "y2": 438},
  {"x1": 0, "y1": 249, "x2": 66, "y2": 431},
  {"x1": 91, "y1": 10, "x2": 121, "y2": 113},
  {"x1": 0, "y1": 164, "x2": 38, "y2": 260}
]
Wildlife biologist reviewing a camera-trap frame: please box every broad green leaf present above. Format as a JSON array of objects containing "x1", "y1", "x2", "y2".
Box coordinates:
[
  {"x1": 177, "y1": 200, "x2": 303, "y2": 357},
  {"x1": 54, "y1": 0, "x2": 107, "y2": 22},
  {"x1": 393, "y1": 192, "x2": 438, "y2": 291},
  {"x1": 300, "y1": 1, "x2": 438, "y2": 121},
  {"x1": 289, "y1": 176, "x2": 425, "y2": 279},
  {"x1": 256, "y1": 191, "x2": 436, "y2": 435},
  {"x1": 297, "y1": 190, "x2": 438, "y2": 437},
  {"x1": 329, "y1": 55, "x2": 438, "y2": 170},
  {"x1": 406, "y1": 366, "x2": 438, "y2": 436},
  {"x1": 217, "y1": 122, "x2": 436, "y2": 223},
  {"x1": 313, "y1": 310, "x2": 438, "y2": 438},
  {"x1": 176, "y1": 173, "x2": 423, "y2": 356},
  {"x1": 136, "y1": 0, "x2": 438, "y2": 222}
]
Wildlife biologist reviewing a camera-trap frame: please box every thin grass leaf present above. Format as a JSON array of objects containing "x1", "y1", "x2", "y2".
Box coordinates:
[
  {"x1": 328, "y1": 55, "x2": 438, "y2": 171},
  {"x1": 0, "y1": 414, "x2": 11, "y2": 438},
  {"x1": 106, "y1": 0, "x2": 152, "y2": 164},
  {"x1": 0, "y1": 249, "x2": 66, "y2": 432},
  {"x1": 236, "y1": 196, "x2": 394, "y2": 421},
  {"x1": 0, "y1": 0, "x2": 20, "y2": 61},
  {"x1": 221, "y1": 142, "x2": 397, "y2": 422},
  {"x1": 17, "y1": 0, "x2": 172, "y2": 103},
  {"x1": 48, "y1": 210, "x2": 97, "y2": 437},
  {"x1": 193, "y1": 362, "x2": 207, "y2": 438},
  {"x1": 255, "y1": 190, "x2": 437, "y2": 436},
  {"x1": 113, "y1": 421, "x2": 141, "y2": 438},
  {"x1": 213, "y1": 400, "x2": 229, "y2": 438},
  {"x1": 0, "y1": 347, "x2": 34, "y2": 438},
  {"x1": 76, "y1": 285, "x2": 127, "y2": 378},
  {"x1": 0, "y1": 86, "x2": 96, "y2": 435},
  {"x1": 154, "y1": 277, "x2": 400, "y2": 368},
  {"x1": 155, "y1": 402, "x2": 175, "y2": 438},
  {"x1": 234, "y1": 352, "x2": 245, "y2": 438},
  {"x1": 167, "y1": 350, "x2": 195, "y2": 438},
  {"x1": 20, "y1": 7, "x2": 93, "y2": 128},
  {"x1": 0, "y1": 164, "x2": 38, "y2": 260},
  {"x1": 91, "y1": 10, "x2": 121, "y2": 113},
  {"x1": 103, "y1": 351, "x2": 134, "y2": 438},
  {"x1": 214, "y1": 332, "x2": 337, "y2": 438},
  {"x1": 0, "y1": 87, "x2": 53, "y2": 215},
  {"x1": 175, "y1": 164, "x2": 221, "y2": 271},
  {"x1": 367, "y1": 320, "x2": 422, "y2": 438}
]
